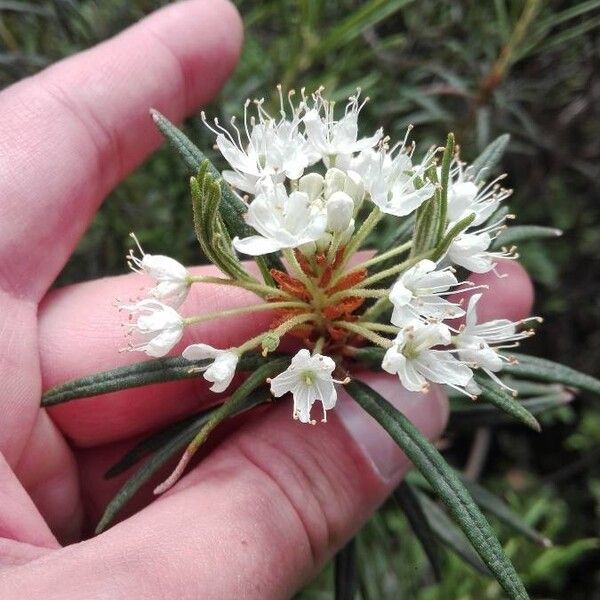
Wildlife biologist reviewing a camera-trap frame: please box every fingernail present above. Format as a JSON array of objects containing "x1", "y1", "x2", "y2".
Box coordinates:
[{"x1": 336, "y1": 374, "x2": 448, "y2": 483}]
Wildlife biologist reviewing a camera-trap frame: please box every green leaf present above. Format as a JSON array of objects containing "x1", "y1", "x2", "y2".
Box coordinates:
[
  {"x1": 346, "y1": 380, "x2": 529, "y2": 600},
  {"x1": 96, "y1": 385, "x2": 274, "y2": 534},
  {"x1": 449, "y1": 392, "x2": 572, "y2": 429},
  {"x1": 458, "y1": 475, "x2": 552, "y2": 548},
  {"x1": 437, "y1": 132, "x2": 455, "y2": 241},
  {"x1": 393, "y1": 482, "x2": 443, "y2": 580},
  {"x1": 431, "y1": 212, "x2": 475, "y2": 261},
  {"x1": 492, "y1": 225, "x2": 562, "y2": 249},
  {"x1": 473, "y1": 374, "x2": 541, "y2": 432},
  {"x1": 104, "y1": 411, "x2": 210, "y2": 479},
  {"x1": 42, "y1": 353, "x2": 271, "y2": 407},
  {"x1": 334, "y1": 539, "x2": 358, "y2": 600},
  {"x1": 466, "y1": 134, "x2": 510, "y2": 182},
  {"x1": 190, "y1": 161, "x2": 250, "y2": 280},
  {"x1": 503, "y1": 353, "x2": 600, "y2": 396},
  {"x1": 415, "y1": 490, "x2": 491, "y2": 577}
]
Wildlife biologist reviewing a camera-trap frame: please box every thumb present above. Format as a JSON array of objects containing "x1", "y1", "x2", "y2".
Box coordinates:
[{"x1": 0, "y1": 372, "x2": 448, "y2": 599}]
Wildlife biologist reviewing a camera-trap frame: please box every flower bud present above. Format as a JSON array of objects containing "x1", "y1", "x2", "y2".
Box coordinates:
[
  {"x1": 344, "y1": 169, "x2": 365, "y2": 210},
  {"x1": 324, "y1": 168, "x2": 347, "y2": 198},
  {"x1": 298, "y1": 173, "x2": 324, "y2": 202},
  {"x1": 326, "y1": 191, "x2": 354, "y2": 233},
  {"x1": 298, "y1": 240, "x2": 317, "y2": 257},
  {"x1": 261, "y1": 332, "x2": 281, "y2": 355}
]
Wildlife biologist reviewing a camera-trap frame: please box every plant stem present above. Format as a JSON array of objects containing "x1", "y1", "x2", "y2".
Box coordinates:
[
  {"x1": 189, "y1": 275, "x2": 290, "y2": 300},
  {"x1": 361, "y1": 322, "x2": 400, "y2": 334},
  {"x1": 360, "y1": 251, "x2": 434, "y2": 288},
  {"x1": 327, "y1": 287, "x2": 388, "y2": 303},
  {"x1": 184, "y1": 301, "x2": 307, "y2": 326},
  {"x1": 336, "y1": 206, "x2": 382, "y2": 272},
  {"x1": 334, "y1": 320, "x2": 393, "y2": 348}
]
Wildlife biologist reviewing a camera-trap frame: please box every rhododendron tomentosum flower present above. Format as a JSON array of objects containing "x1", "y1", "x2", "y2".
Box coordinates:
[
  {"x1": 390, "y1": 259, "x2": 465, "y2": 324},
  {"x1": 447, "y1": 164, "x2": 511, "y2": 227},
  {"x1": 303, "y1": 90, "x2": 383, "y2": 164},
  {"x1": 269, "y1": 349, "x2": 344, "y2": 424},
  {"x1": 127, "y1": 233, "x2": 190, "y2": 308},
  {"x1": 232, "y1": 182, "x2": 327, "y2": 255},
  {"x1": 203, "y1": 94, "x2": 318, "y2": 194},
  {"x1": 182, "y1": 344, "x2": 239, "y2": 393},
  {"x1": 382, "y1": 320, "x2": 474, "y2": 395},
  {"x1": 350, "y1": 146, "x2": 435, "y2": 216},
  {"x1": 454, "y1": 293, "x2": 540, "y2": 391},
  {"x1": 120, "y1": 299, "x2": 184, "y2": 358}
]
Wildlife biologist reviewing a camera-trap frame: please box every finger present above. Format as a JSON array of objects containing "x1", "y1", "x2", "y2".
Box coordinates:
[
  {"x1": 0, "y1": 372, "x2": 448, "y2": 599},
  {"x1": 0, "y1": 453, "x2": 58, "y2": 550},
  {"x1": 39, "y1": 260, "x2": 533, "y2": 448},
  {"x1": 0, "y1": 0, "x2": 242, "y2": 299}
]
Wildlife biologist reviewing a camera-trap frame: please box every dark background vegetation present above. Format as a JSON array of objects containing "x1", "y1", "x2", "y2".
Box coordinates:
[{"x1": 2, "y1": 1, "x2": 598, "y2": 597}]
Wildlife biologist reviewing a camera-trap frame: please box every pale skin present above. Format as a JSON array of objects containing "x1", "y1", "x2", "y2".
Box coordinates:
[{"x1": 0, "y1": 1, "x2": 534, "y2": 598}]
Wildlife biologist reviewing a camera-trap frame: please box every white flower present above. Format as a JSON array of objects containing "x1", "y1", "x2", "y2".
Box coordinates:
[
  {"x1": 233, "y1": 182, "x2": 327, "y2": 256},
  {"x1": 446, "y1": 162, "x2": 511, "y2": 227},
  {"x1": 127, "y1": 234, "x2": 190, "y2": 308},
  {"x1": 390, "y1": 259, "x2": 465, "y2": 325},
  {"x1": 326, "y1": 191, "x2": 355, "y2": 233},
  {"x1": 351, "y1": 147, "x2": 435, "y2": 217},
  {"x1": 454, "y1": 294, "x2": 538, "y2": 389},
  {"x1": 446, "y1": 231, "x2": 495, "y2": 273},
  {"x1": 269, "y1": 349, "x2": 339, "y2": 424},
  {"x1": 203, "y1": 95, "x2": 318, "y2": 194},
  {"x1": 182, "y1": 344, "x2": 239, "y2": 393},
  {"x1": 120, "y1": 299, "x2": 184, "y2": 358},
  {"x1": 382, "y1": 320, "x2": 473, "y2": 395},
  {"x1": 303, "y1": 91, "x2": 383, "y2": 164}
]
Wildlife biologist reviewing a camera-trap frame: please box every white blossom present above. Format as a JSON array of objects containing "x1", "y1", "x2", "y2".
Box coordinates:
[
  {"x1": 182, "y1": 343, "x2": 239, "y2": 393},
  {"x1": 127, "y1": 234, "x2": 190, "y2": 308},
  {"x1": 390, "y1": 259, "x2": 465, "y2": 325},
  {"x1": 269, "y1": 349, "x2": 340, "y2": 424},
  {"x1": 203, "y1": 95, "x2": 318, "y2": 194},
  {"x1": 120, "y1": 299, "x2": 183, "y2": 358},
  {"x1": 233, "y1": 182, "x2": 327, "y2": 256},
  {"x1": 326, "y1": 191, "x2": 355, "y2": 233},
  {"x1": 350, "y1": 146, "x2": 435, "y2": 217},
  {"x1": 382, "y1": 320, "x2": 473, "y2": 395},
  {"x1": 303, "y1": 91, "x2": 383, "y2": 165},
  {"x1": 454, "y1": 294, "x2": 538, "y2": 390}
]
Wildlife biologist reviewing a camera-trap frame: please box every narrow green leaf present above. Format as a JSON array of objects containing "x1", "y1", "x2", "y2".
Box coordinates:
[
  {"x1": 105, "y1": 411, "x2": 210, "y2": 478},
  {"x1": 458, "y1": 475, "x2": 552, "y2": 548},
  {"x1": 437, "y1": 132, "x2": 455, "y2": 241},
  {"x1": 502, "y1": 353, "x2": 600, "y2": 396},
  {"x1": 393, "y1": 482, "x2": 443, "y2": 580},
  {"x1": 334, "y1": 539, "x2": 358, "y2": 600},
  {"x1": 96, "y1": 385, "x2": 274, "y2": 534},
  {"x1": 474, "y1": 374, "x2": 541, "y2": 432},
  {"x1": 466, "y1": 134, "x2": 510, "y2": 182},
  {"x1": 492, "y1": 225, "x2": 562, "y2": 249},
  {"x1": 346, "y1": 380, "x2": 529, "y2": 600},
  {"x1": 449, "y1": 392, "x2": 572, "y2": 429},
  {"x1": 415, "y1": 490, "x2": 491, "y2": 576},
  {"x1": 42, "y1": 353, "x2": 270, "y2": 407}
]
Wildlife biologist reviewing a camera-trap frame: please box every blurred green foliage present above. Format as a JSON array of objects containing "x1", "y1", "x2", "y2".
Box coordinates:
[{"x1": 2, "y1": 0, "x2": 599, "y2": 597}]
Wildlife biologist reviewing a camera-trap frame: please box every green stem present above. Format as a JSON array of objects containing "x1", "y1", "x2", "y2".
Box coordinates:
[
  {"x1": 362, "y1": 322, "x2": 400, "y2": 334},
  {"x1": 189, "y1": 275, "x2": 290, "y2": 300},
  {"x1": 272, "y1": 312, "x2": 316, "y2": 337},
  {"x1": 336, "y1": 206, "x2": 382, "y2": 272},
  {"x1": 360, "y1": 296, "x2": 392, "y2": 322},
  {"x1": 184, "y1": 301, "x2": 307, "y2": 326},
  {"x1": 334, "y1": 320, "x2": 393, "y2": 348},
  {"x1": 283, "y1": 248, "x2": 315, "y2": 292},
  {"x1": 360, "y1": 251, "x2": 434, "y2": 288},
  {"x1": 327, "y1": 287, "x2": 388, "y2": 303},
  {"x1": 353, "y1": 240, "x2": 412, "y2": 271}
]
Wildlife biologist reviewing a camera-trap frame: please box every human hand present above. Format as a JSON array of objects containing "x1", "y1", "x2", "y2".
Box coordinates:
[{"x1": 0, "y1": 1, "x2": 534, "y2": 597}]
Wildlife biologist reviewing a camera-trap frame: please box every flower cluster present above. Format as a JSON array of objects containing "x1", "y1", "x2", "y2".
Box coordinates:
[{"x1": 121, "y1": 88, "x2": 538, "y2": 431}]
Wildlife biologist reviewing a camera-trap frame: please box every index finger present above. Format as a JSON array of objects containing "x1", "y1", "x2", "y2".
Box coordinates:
[{"x1": 0, "y1": 0, "x2": 242, "y2": 300}]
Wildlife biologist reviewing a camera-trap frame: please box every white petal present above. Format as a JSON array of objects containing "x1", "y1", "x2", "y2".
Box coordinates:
[
  {"x1": 182, "y1": 343, "x2": 222, "y2": 361},
  {"x1": 232, "y1": 235, "x2": 285, "y2": 256}
]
